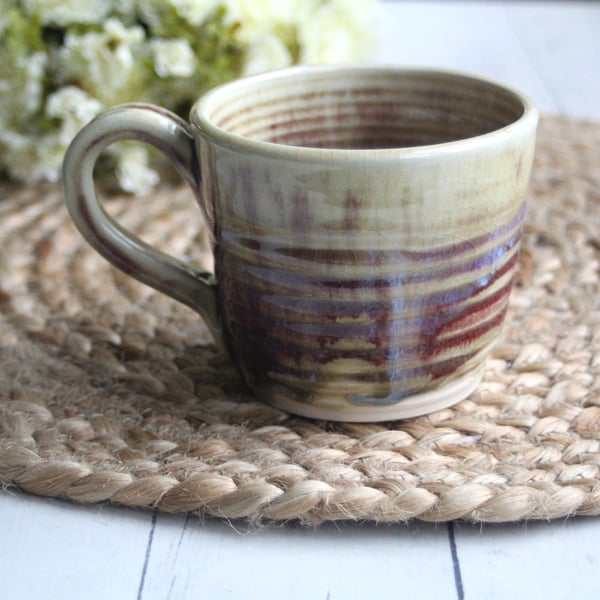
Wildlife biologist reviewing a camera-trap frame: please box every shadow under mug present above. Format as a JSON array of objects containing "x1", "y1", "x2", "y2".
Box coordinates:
[{"x1": 62, "y1": 66, "x2": 538, "y2": 422}]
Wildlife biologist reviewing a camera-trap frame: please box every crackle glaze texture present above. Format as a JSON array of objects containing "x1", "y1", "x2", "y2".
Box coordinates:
[{"x1": 192, "y1": 67, "x2": 538, "y2": 420}]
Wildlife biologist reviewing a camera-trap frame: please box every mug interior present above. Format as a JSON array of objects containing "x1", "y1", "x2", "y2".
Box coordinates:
[{"x1": 199, "y1": 68, "x2": 527, "y2": 150}]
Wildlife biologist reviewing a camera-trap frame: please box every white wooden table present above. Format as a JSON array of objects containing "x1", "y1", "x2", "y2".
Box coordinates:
[{"x1": 2, "y1": 2, "x2": 600, "y2": 599}]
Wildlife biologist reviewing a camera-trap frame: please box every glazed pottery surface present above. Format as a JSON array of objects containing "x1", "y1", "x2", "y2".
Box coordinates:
[{"x1": 63, "y1": 66, "x2": 538, "y2": 421}]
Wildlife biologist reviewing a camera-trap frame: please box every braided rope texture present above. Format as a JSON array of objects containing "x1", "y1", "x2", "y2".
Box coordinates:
[{"x1": 1, "y1": 115, "x2": 599, "y2": 524}]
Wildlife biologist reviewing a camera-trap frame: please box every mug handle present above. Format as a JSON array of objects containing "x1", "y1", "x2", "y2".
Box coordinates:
[{"x1": 62, "y1": 103, "x2": 222, "y2": 346}]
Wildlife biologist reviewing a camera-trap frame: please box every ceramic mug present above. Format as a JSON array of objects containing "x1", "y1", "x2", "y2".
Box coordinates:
[{"x1": 62, "y1": 66, "x2": 538, "y2": 422}]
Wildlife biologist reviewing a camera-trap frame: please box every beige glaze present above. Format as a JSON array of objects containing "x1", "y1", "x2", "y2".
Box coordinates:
[{"x1": 63, "y1": 66, "x2": 538, "y2": 422}]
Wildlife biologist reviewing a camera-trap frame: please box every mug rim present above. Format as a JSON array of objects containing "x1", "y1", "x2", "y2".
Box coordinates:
[{"x1": 190, "y1": 65, "x2": 538, "y2": 161}]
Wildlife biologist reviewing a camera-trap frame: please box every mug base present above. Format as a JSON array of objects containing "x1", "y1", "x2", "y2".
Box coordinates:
[{"x1": 263, "y1": 369, "x2": 483, "y2": 422}]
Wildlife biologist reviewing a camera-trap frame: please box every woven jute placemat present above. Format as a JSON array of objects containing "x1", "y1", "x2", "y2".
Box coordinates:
[{"x1": 1, "y1": 115, "x2": 599, "y2": 525}]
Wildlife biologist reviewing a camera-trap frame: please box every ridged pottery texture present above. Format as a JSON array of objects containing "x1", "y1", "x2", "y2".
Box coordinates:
[
  {"x1": 63, "y1": 66, "x2": 538, "y2": 422},
  {"x1": 192, "y1": 68, "x2": 537, "y2": 421}
]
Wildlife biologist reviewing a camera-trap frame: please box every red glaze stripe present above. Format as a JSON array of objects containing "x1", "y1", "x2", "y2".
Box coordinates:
[
  {"x1": 223, "y1": 276, "x2": 512, "y2": 348},
  {"x1": 227, "y1": 288, "x2": 509, "y2": 367},
  {"x1": 219, "y1": 248, "x2": 519, "y2": 319}
]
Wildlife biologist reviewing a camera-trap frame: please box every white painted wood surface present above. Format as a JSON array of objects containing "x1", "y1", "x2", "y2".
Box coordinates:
[
  {"x1": 375, "y1": 0, "x2": 600, "y2": 120},
  {"x1": 455, "y1": 519, "x2": 600, "y2": 599},
  {"x1": 2, "y1": 3, "x2": 600, "y2": 599}
]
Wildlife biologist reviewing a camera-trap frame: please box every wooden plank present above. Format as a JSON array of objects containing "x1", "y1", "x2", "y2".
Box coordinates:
[
  {"x1": 508, "y1": 2, "x2": 600, "y2": 119},
  {"x1": 139, "y1": 513, "x2": 458, "y2": 600},
  {"x1": 0, "y1": 492, "x2": 152, "y2": 599},
  {"x1": 374, "y1": 1, "x2": 559, "y2": 114},
  {"x1": 454, "y1": 518, "x2": 600, "y2": 599}
]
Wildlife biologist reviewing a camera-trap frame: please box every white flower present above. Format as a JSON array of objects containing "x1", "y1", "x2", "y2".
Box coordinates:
[
  {"x1": 242, "y1": 34, "x2": 291, "y2": 75},
  {"x1": 0, "y1": 129, "x2": 63, "y2": 183},
  {"x1": 222, "y1": 0, "x2": 301, "y2": 36},
  {"x1": 20, "y1": 0, "x2": 112, "y2": 25},
  {"x1": 221, "y1": 0, "x2": 374, "y2": 74},
  {"x1": 45, "y1": 86, "x2": 103, "y2": 145},
  {"x1": 0, "y1": 86, "x2": 102, "y2": 184},
  {"x1": 171, "y1": 0, "x2": 221, "y2": 26},
  {"x1": 0, "y1": 52, "x2": 47, "y2": 134},
  {"x1": 4, "y1": 52, "x2": 47, "y2": 121},
  {"x1": 298, "y1": 0, "x2": 375, "y2": 64},
  {"x1": 151, "y1": 38, "x2": 196, "y2": 78},
  {"x1": 103, "y1": 18, "x2": 146, "y2": 71},
  {"x1": 57, "y1": 18, "x2": 146, "y2": 105},
  {"x1": 112, "y1": 144, "x2": 160, "y2": 195},
  {"x1": 220, "y1": 0, "x2": 301, "y2": 74},
  {"x1": 20, "y1": 53, "x2": 48, "y2": 115}
]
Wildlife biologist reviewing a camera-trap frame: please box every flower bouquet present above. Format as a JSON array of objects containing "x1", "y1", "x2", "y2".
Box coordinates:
[{"x1": 0, "y1": 0, "x2": 374, "y2": 193}]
